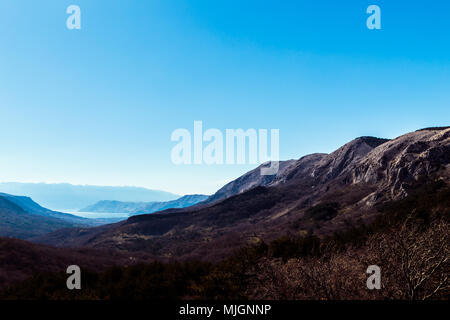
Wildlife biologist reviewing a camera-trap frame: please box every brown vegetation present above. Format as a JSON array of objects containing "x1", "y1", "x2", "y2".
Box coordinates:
[{"x1": 1, "y1": 181, "x2": 448, "y2": 300}]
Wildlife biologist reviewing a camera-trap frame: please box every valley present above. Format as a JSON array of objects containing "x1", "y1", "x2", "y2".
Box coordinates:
[{"x1": 0, "y1": 127, "x2": 449, "y2": 299}]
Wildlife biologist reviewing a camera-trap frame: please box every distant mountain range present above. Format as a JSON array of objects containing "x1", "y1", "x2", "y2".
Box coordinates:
[
  {"x1": 0, "y1": 193, "x2": 92, "y2": 239},
  {"x1": 36, "y1": 127, "x2": 450, "y2": 261},
  {"x1": 0, "y1": 192, "x2": 130, "y2": 239},
  {"x1": 0, "y1": 183, "x2": 179, "y2": 211},
  {"x1": 80, "y1": 194, "x2": 209, "y2": 215}
]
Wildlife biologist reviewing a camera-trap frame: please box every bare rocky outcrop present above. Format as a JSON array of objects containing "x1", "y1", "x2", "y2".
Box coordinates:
[
  {"x1": 207, "y1": 136, "x2": 389, "y2": 203},
  {"x1": 205, "y1": 159, "x2": 298, "y2": 203},
  {"x1": 342, "y1": 128, "x2": 450, "y2": 200}
]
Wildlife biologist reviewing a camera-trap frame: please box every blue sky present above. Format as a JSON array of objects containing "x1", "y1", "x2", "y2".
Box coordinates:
[{"x1": 0, "y1": 0, "x2": 449, "y2": 195}]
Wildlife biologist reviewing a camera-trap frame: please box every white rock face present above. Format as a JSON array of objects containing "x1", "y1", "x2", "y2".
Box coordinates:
[{"x1": 343, "y1": 128, "x2": 450, "y2": 200}]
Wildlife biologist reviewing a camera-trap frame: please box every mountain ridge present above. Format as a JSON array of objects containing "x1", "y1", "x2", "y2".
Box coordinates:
[
  {"x1": 0, "y1": 195, "x2": 86, "y2": 239},
  {"x1": 79, "y1": 194, "x2": 209, "y2": 214},
  {"x1": 34, "y1": 127, "x2": 450, "y2": 261},
  {"x1": 0, "y1": 183, "x2": 179, "y2": 211}
]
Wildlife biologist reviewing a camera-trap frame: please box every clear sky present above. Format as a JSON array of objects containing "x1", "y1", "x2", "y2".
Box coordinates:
[{"x1": 0, "y1": 0, "x2": 449, "y2": 195}]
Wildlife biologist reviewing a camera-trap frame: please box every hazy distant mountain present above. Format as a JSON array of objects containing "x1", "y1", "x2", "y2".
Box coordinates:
[
  {"x1": 80, "y1": 194, "x2": 209, "y2": 215},
  {"x1": 0, "y1": 192, "x2": 123, "y2": 239},
  {"x1": 80, "y1": 201, "x2": 147, "y2": 214},
  {"x1": 36, "y1": 127, "x2": 450, "y2": 261},
  {"x1": 132, "y1": 195, "x2": 209, "y2": 215},
  {"x1": 0, "y1": 183, "x2": 179, "y2": 211}
]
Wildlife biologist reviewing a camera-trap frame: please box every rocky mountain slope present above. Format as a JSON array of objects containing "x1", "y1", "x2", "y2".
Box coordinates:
[
  {"x1": 204, "y1": 136, "x2": 390, "y2": 204},
  {"x1": 204, "y1": 160, "x2": 299, "y2": 204},
  {"x1": 35, "y1": 127, "x2": 450, "y2": 261}
]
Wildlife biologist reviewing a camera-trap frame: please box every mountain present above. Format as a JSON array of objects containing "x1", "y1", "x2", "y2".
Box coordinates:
[
  {"x1": 132, "y1": 194, "x2": 209, "y2": 214},
  {"x1": 0, "y1": 183, "x2": 179, "y2": 211},
  {"x1": 80, "y1": 200, "x2": 147, "y2": 214},
  {"x1": 35, "y1": 128, "x2": 450, "y2": 261},
  {"x1": 204, "y1": 159, "x2": 300, "y2": 204},
  {"x1": 0, "y1": 193, "x2": 93, "y2": 226},
  {"x1": 0, "y1": 192, "x2": 119, "y2": 239},
  {"x1": 0, "y1": 195, "x2": 87, "y2": 239},
  {"x1": 205, "y1": 136, "x2": 389, "y2": 204},
  {"x1": 80, "y1": 195, "x2": 209, "y2": 215}
]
